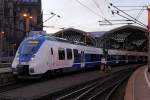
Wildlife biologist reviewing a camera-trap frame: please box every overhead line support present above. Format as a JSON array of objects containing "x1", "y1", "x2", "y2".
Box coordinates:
[{"x1": 110, "y1": 3, "x2": 147, "y2": 28}]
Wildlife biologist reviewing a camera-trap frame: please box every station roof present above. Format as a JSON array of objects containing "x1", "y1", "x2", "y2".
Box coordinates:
[
  {"x1": 53, "y1": 28, "x2": 96, "y2": 46},
  {"x1": 53, "y1": 25, "x2": 148, "y2": 52},
  {"x1": 95, "y1": 25, "x2": 148, "y2": 51}
]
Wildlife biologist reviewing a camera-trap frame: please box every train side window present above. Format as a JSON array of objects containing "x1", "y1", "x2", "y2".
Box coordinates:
[
  {"x1": 51, "y1": 48, "x2": 53, "y2": 55},
  {"x1": 74, "y1": 49, "x2": 78, "y2": 57},
  {"x1": 67, "y1": 49, "x2": 72, "y2": 59},
  {"x1": 58, "y1": 49, "x2": 65, "y2": 60}
]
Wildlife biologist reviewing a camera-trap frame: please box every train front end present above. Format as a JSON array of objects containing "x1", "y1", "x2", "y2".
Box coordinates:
[{"x1": 12, "y1": 37, "x2": 45, "y2": 78}]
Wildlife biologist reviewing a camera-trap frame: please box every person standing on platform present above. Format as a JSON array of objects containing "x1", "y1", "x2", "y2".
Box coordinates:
[
  {"x1": 101, "y1": 55, "x2": 111, "y2": 72},
  {"x1": 101, "y1": 56, "x2": 107, "y2": 71}
]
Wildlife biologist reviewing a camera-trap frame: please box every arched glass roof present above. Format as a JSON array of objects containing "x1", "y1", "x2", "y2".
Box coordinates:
[
  {"x1": 95, "y1": 25, "x2": 148, "y2": 51},
  {"x1": 53, "y1": 28, "x2": 96, "y2": 46}
]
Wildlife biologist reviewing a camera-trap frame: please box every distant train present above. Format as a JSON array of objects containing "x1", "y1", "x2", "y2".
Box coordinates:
[{"x1": 12, "y1": 35, "x2": 147, "y2": 78}]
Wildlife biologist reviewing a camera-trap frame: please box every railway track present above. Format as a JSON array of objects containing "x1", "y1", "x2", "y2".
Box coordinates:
[
  {"x1": 39, "y1": 68, "x2": 134, "y2": 100},
  {"x1": 0, "y1": 65, "x2": 139, "y2": 100}
]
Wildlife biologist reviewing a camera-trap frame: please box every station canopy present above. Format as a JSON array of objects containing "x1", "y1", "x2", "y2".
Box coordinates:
[
  {"x1": 53, "y1": 25, "x2": 148, "y2": 52},
  {"x1": 53, "y1": 28, "x2": 96, "y2": 46},
  {"x1": 95, "y1": 25, "x2": 148, "y2": 52}
]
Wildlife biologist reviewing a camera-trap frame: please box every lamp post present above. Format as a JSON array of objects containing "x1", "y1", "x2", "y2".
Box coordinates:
[{"x1": 23, "y1": 13, "x2": 32, "y2": 37}]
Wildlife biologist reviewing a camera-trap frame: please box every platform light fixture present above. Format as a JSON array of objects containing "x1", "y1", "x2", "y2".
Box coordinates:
[
  {"x1": 29, "y1": 16, "x2": 33, "y2": 19},
  {"x1": 148, "y1": 5, "x2": 150, "y2": 9},
  {"x1": 23, "y1": 13, "x2": 28, "y2": 17},
  {"x1": 22, "y1": 13, "x2": 33, "y2": 36},
  {"x1": 0, "y1": 31, "x2": 3, "y2": 35},
  {"x1": 23, "y1": 13, "x2": 33, "y2": 19}
]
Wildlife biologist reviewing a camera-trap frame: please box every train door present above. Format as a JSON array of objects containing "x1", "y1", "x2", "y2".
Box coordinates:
[
  {"x1": 50, "y1": 48, "x2": 54, "y2": 67},
  {"x1": 81, "y1": 51, "x2": 85, "y2": 68},
  {"x1": 66, "y1": 48, "x2": 73, "y2": 67}
]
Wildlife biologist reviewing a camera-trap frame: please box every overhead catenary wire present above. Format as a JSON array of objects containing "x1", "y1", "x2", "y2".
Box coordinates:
[
  {"x1": 110, "y1": 0, "x2": 121, "y2": 4},
  {"x1": 135, "y1": 7, "x2": 145, "y2": 20},
  {"x1": 110, "y1": 3, "x2": 147, "y2": 27},
  {"x1": 115, "y1": 6, "x2": 147, "y2": 8},
  {"x1": 113, "y1": 9, "x2": 147, "y2": 12},
  {"x1": 105, "y1": 0, "x2": 114, "y2": 18},
  {"x1": 43, "y1": 14, "x2": 56, "y2": 23},
  {"x1": 98, "y1": 10, "x2": 135, "y2": 26},
  {"x1": 99, "y1": 22, "x2": 133, "y2": 25},
  {"x1": 135, "y1": 0, "x2": 148, "y2": 22},
  {"x1": 111, "y1": 10, "x2": 146, "y2": 27},
  {"x1": 92, "y1": 0, "x2": 106, "y2": 18},
  {"x1": 92, "y1": 0, "x2": 112, "y2": 24},
  {"x1": 99, "y1": 19, "x2": 132, "y2": 22},
  {"x1": 75, "y1": 0, "x2": 112, "y2": 25},
  {"x1": 112, "y1": 11, "x2": 137, "y2": 23},
  {"x1": 75, "y1": 0, "x2": 102, "y2": 18}
]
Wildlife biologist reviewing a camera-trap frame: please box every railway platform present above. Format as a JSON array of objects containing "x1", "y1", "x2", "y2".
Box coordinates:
[
  {"x1": 0, "y1": 66, "x2": 16, "y2": 86},
  {"x1": 0, "y1": 67, "x2": 11, "y2": 73},
  {"x1": 124, "y1": 65, "x2": 150, "y2": 100}
]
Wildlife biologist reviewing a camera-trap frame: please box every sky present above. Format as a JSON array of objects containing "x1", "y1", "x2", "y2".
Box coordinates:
[{"x1": 42, "y1": 0, "x2": 150, "y2": 34}]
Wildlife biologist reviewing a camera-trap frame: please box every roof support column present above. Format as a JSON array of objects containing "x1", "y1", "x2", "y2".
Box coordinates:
[{"x1": 147, "y1": 5, "x2": 150, "y2": 72}]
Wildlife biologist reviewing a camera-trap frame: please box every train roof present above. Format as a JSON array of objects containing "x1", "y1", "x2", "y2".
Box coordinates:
[{"x1": 25, "y1": 35, "x2": 91, "y2": 47}]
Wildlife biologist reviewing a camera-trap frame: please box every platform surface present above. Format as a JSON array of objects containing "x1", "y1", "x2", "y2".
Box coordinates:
[
  {"x1": 124, "y1": 65, "x2": 150, "y2": 100},
  {"x1": 0, "y1": 67, "x2": 11, "y2": 73}
]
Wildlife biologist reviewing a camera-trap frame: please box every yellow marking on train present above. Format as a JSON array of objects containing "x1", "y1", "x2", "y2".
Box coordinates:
[{"x1": 29, "y1": 40, "x2": 39, "y2": 44}]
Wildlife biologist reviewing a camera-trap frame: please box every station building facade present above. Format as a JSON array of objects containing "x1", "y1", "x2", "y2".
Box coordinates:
[{"x1": 0, "y1": 0, "x2": 42, "y2": 61}]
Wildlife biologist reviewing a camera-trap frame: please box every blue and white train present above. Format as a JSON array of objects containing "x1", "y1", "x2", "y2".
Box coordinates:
[{"x1": 12, "y1": 35, "x2": 147, "y2": 78}]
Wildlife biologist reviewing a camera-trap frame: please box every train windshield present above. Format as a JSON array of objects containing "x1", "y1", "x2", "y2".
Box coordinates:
[{"x1": 19, "y1": 40, "x2": 39, "y2": 55}]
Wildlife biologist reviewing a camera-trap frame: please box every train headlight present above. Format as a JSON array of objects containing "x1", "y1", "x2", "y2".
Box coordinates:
[
  {"x1": 31, "y1": 57, "x2": 35, "y2": 61},
  {"x1": 31, "y1": 54, "x2": 36, "y2": 61}
]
